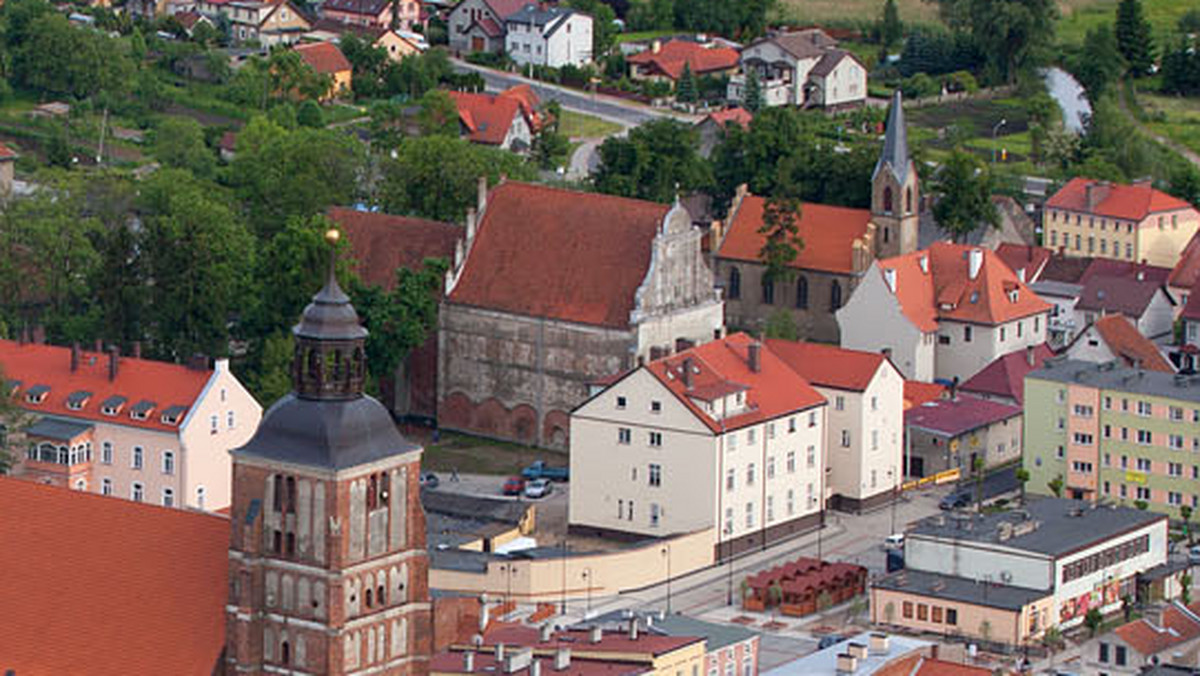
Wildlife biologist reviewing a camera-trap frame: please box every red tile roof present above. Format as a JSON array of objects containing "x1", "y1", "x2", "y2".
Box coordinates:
[
  {"x1": 718, "y1": 193, "x2": 873, "y2": 275},
  {"x1": 0, "y1": 478, "x2": 227, "y2": 675},
  {"x1": 646, "y1": 333, "x2": 827, "y2": 433},
  {"x1": 483, "y1": 0, "x2": 535, "y2": 19},
  {"x1": 1046, "y1": 177, "x2": 1196, "y2": 222},
  {"x1": 704, "y1": 107, "x2": 753, "y2": 130},
  {"x1": 1079, "y1": 258, "x2": 1172, "y2": 285},
  {"x1": 905, "y1": 393, "x2": 1021, "y2": 437},
  {"x1": 482, "y1": 622, "x2": 703, "y2": 657},
  {"x1": 995, "y1": 243, "x2": 1051, "y2": 283},
  {"x1": 1113, "y1": 604, "x2": 1200, "y2": 656},
  {"x1": 448, "y1": 90, "x2": 525, "y2": 145},
  {"x1": 878, "y1": 242, "x2": 1051, "y2": 331},
  {"x1": 1073, "y1": 314, "x2": 1174, "y2": 373},
  {"x1": 960, "y1": 343, "x2": 1055, "y2": 405},
  {"x1": 0, "y1": 141, "x2": 17, "y2": 159},
  {"x1": 328, "y1": 206, "x2": 459, "y2": 290},
  {"x1": 766, "y1": 339, "x2": 888, "y2": 392},
  {"x1": 294, "y1": 41, "x2": 352, "y2": 75},
  {"x1": 904, "y1": 381, "x2": 946, "y2": 410},
  {"x1": 447, "y1": 182, "x2": 671, "y2": 329},
  {"x1": 1170, "y1": 231, "x2": 1200, "y2": 290},
  {"x1": 431, "y1": 651, "x2": 647, "y2": 676},
  {"x1": 627, "y1": 40, "x2": 739, "y2": 80},
  {"x1": 0, "y1": 340, "x2": 211, "y2": 433}
]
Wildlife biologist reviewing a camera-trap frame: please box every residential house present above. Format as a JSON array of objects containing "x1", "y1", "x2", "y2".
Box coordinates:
[
  {"x1": 1169, "y1": 231, "x2": 1200, "y2": 314},
  {"x1": 904, "y1": 393, "x2": 1022, "y2": 477},
  {"x1": 1183, "y1": 294, "x2": 1200, "y2": 350},
  {"x1": 504, "y1": 5, "x2": 592, "y2": 68},
  {"x1": 569, "y1": 334, "x2": 827, "y2": 557},
  {"x1": 294, "y1": 41, "x2": 353, "y2": 99},
  {"x1": 1073, "y1": 273, "x2": 1176, "y2": 340},
  {"x1": 448, "y1": 86, "x2": 542, "y2": 152},
  {"x1": 696, "y1": 107, "x2": 752, "y2": 158},
  {"x1": 0, "y1": 478, "x2": 230, "y2": 673},
  {"x1": 438, "y1": 181, "x2": 723, "y2": 448},
  {"x1": 995, "y1": 243, "x2": 1052, "y2": 285},
  {"x1": 837, "y1": 243, "x2": 1052, "y2": 384},
  {"x1": 448, "y1": 0, "x2": 534, "y2": 54},
  {"x1": 904, "y1": 381, "x2": 945, "y2": 410},
  {"x1": 128, "y1": 0, "x2": 189, "y2": 19},
  {"x1": 320, "y1": 0, "x2": 405, "y2": 30},
  {"x1": 329, "y1": 206, "x2": 460, "y2": 422},
  {"x1": 583, "y1": 611, "x2": 760, "y2": 676},
  {"x1": 201, "y1": 0, "x2": 311, "y2": 45},
  {"x1": 1086, "y1": 602, "x2": 1200, "y2": 675},
  {"x1": 763, "y1": 633, "x2": 976, "y2": 676},
  {"x1": 376, "y1": 28, "x2": 427, "y2": 59},
  {"x1": 175, "y1": 10, "x2": 215, "y2": 37},
  {"x1": 627, "y1": 39, "x2": 740, "y2": 87},
  {"x1": 1043, "y1": 178, "x2": 1200, "y2": 268},
  {"x1": 767, "y1": 339, "x2": 904, "y2": 512},
  {"x1": 960, "y1": 343, "x2": 1056, "y2": 405},
  {"x1": 872, "y1": 498, "x2": 1167, "y2": 645},
  {"x1": 1062, "y1": 314, "x2": 1175, "y2": 373},
  {"x1": 1, "y1": 340, "x2": 261, "y2": 511},
  {"x1": 1024, "y1": 359, "x2": 1200, "y2": 514},
  {"x1": 1030, "y1": 279, "x2": 1083, "y2": 348},
  {"x1": 728, "y1": 28, "x2": 867, "y2": 109}
]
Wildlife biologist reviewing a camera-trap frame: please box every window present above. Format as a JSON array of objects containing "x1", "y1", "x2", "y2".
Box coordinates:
[
  {"x1": 728, "y1": 434, "x2": 738, "y2": 451},
  {"x1": 1057, "y1": 445, "x2": 1065, "y2": 459},
  {"x1": 841, "y1": 430, "x2": 851, "y2": 448},
  {"x1": 1072, "y1": 432, "x2": 1094, "y2": 445},
  {"x1": 1057, "y1": 417, "x2": 1065, "y2": 430},
  {"x1": 1137, "y1": 401, "x2": 1152, "y2": 417},
  {"x1": 745, "y1": 502, "x2": 754, "y2": 528},
  {"x1": 1104, "y1": 425, "x2": 1112, "y2": 439},
  {"x1": 871, "y1": 396, "x2": 878, "y2": 412},
  {"x1": 1115, "y1": 645, "x2": 1126, "y2": 666},
  {"x1": 1071, "y1": 461, "x2": 1093, "y2": 473},
  {"x1": 101, "y1": 478, "x2": 113, "y2": 496},
  {"x1": 649, "y1": 463, "x2": 661, "y2": 487},
  {"x1": 724, "y1": 507, "x2": 733, "y2": 534},
  {"x1": 917, "y1": 604, "x2": 928, "y2": 621},
  {"x1": 1171, "y1": 434, "x2": 1184, "y2": 450},
  {"x1": 788, "y1": 417, "x2": 796, "y2": 433},
  {"x1": 1137, "y1": 430, "x2": 1152, "y2": 445},
  {"x1": 830, "y1": 281, "x2": 842, "y2": 310},
  {"x1": 101, "y1": 441, "x2": 112, "y2": 465},
  {"x1": 1137, "y1": 486, "x2": 1151, "y2": 501},
  {"x1": 132, "y1": 482, "x2": 144, "y2": 502},
  {"x1": 162, "y1": 450, "x2": 175, "y2": 475},
  {"x1": 835, "y1": 396, "x2": 845, "y2": 411},
  {"x1": 726, "y1": 469, "x2": 735, "y2": 491},
  {"x1": 197, "y1": 486, "x2": 206, "y2": 510},
  {"x1": 649, "y1": 431, "x2": 662, "y2": 447},
  {"x1": 1169, "y1": 491, "x2": 1183, "y2": 506},
  {"x1": 809, "y1": 411, "x2": 817, "y2": 428},
  {"x1": 227, "y1": 410, "x2": 235, "y2": 429},
  {"x1": 946, "y1": 608, "x2": 958, "y2": 625},
  {"x1": 902, "y1": 601, "x2": 913, "y2": 619},
  {"x1": 163, "y1": 487, "x2": 175, "y2": 507},
  {"x1": 1137, "y1": 457, "x2": 1152, "y2": 471},
  {"x1": 786, "y1": 451, "x2": 796, "y2": 473},
  {"x1": 211, "y1": 414, "x2": 218, "y2": 434},
  {"x1": 872, "y1": 430, "x2": 879, "y2": 450},
  {"x1": 727, "y1": 267, "x2": 741, "y2": 299},
  {"x1": 1057, "y1": 389, "x2": 1066, "y2": 403},
  {"x1": 1171, "y1": 406, "x2": 1184, "y2": 421},
  {"x1": 787, "y1": 489, "x2": 795, "y2": 516},
  {"x1": 132, "y1": 446, "x2": 143, "y2": 470},
  {"x1": 766, "y1": 496, "x2": 774, "y2": 522},
  {"x1": 746, "y1": 463, "x2": 755, "y2": 486},
  {"x1": 650, "y1": 400, "x2": 662, "y2": 414},
  {"x1": 766, "y1": 456, "x2": 775, "y2": 479},
  {"x1": 618, "y1": 428, "x2": 631, "y2": 444},
  {"x1": 1104, "y1": 396, "x2": 1112, "y2": 410},
  {"x1": 1073, "y1": 404, "x2": 1094, "y2": 417},
  {"x1": 807, "y1": 445, "x2": 816, "y2": 469},
  {"x1": 616, "y1": 396, "x2": 627, "y2": 409},
  {"x1": 650, "y1": 503, "x2": 660, "y2": 527},
  {"x1": 964, "y1": 325, "x2": 973, "y2": 342},
  {"x1": 747, "y1": 428, "x2": 756, "y2": 444},
  {"x1": 761, "y1": 278, "x2": 774, "y2": 305},
  {"x1": 932, "y1": 606, "x2": 943, "y2": 623},
  {"x1": 796, "y1": 277, "x2": 809, "y2": 309}
]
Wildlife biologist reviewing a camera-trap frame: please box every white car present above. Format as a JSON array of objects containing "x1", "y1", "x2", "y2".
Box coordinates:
[
  {"x1": 525, "y1": 478, "x2": 553, "y2": 499},
  {"x1": 884, "y1": 533, "x2": 905, "y2": 550}
]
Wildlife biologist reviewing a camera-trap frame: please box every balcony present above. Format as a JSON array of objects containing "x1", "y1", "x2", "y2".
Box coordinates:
[{"x1": 727, "y1": 73, "x2": 792, "y2": 107}]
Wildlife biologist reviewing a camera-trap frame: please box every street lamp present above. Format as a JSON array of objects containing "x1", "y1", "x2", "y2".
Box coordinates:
[
  {"x1": 661, "y1": 543, "x2": 672, "y2": 614},
  {"x1": 581, "y1": 567, "x2": 593, "y2": 617},
  {"x1": 992, "y1": 118, "x2": 1007, "y2": 164}
]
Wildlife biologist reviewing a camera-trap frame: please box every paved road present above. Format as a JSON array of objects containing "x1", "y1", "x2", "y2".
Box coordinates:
[
  {"x1": 451, "y1": 59, "x2": 694, "y2": 128},
  {"x1": 952, "y1": 465, "x2": 1020, "y2": 502}
]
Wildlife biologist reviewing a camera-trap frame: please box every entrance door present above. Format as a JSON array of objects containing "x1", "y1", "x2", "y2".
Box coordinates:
[{"x1": 471, "y1": 36, "x2": 484, "y2": 51}]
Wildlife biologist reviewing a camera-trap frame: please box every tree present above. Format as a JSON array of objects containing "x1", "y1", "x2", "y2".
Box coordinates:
[
  {"x1": 1072, "y1": 24, "x2": 1125, "y2": 103},
  {"x1": 534, "y1": 126, "x2": 570, "y2": 170},
  {"x1": 297, "y1": 100, "x2": 324, "y2": 128},
  {"x1": 417, "y1": 89, "x2": 460, "y2": 137},
  {"x1": 1180, "y1": 9, "x2": 1200, "y2": 35},
  {"x1": 593, "y1": 119, "x2": 712, "y2": 203},
  {"x1": 85, "y1": 172, "x2": 143, "y2": 347},
  {"x1": 1183, "y1": 573, "x2": 1193, "y2": 605},
  {"x1": 676, "y1": 63, "x2": 698, "y2": 103},
  {"x1": 151, "y1": 117, "x2": 216, "y2": 178},
  {"x1": 880, "y1": 0, "x2": 903, "y2": 50},
  {"x1": 758, "y1": 193, "x2": 803, "y2": 283},
  {"x1": 13, "y1": 13, "x2": 134, "y2": 99},
  {"x1": 350, "y1": 257, "x2": 447, "y2": 386},
  {"x1": 1135, "y1": 499, "x2": 1149, "y2": 510},
  {"x1": 1084, "y1": 607, "x2": 1104, "y2": 636},
  {"x1": 1048, "y1": 474, "x2": 1064, "y2": 497},
  {"x1": 1115, "y1": 0, "x2": 1154, "y2": 76},
  {"x1": 1015, "y1": 467, "x2": 1030, "y2": 504},
  {"x1": 1183, "y1": 504, "x2": 1195, "y2": 545},
  {"x1": 930, "y1": 0, "x2": 1056, "y2": 84},
  {"x1": 742, "y1": 68, "x2": 764, "y2": 113},
  {"x1": 764, "y1": 309, "x2": 798, "y2": 340},
  {"x1": 248, "y1": 214, "x2": 352, "y2": 337},
  {"x1": 931, "y1": 150, "x2": 999, "y2": 242}
]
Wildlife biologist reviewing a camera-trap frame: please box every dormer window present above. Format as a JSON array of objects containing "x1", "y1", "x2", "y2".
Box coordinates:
[
  {"x1": 160, "y1": 405, "x2": 187, "y2": 426},
  {"x1": 101, "y1": 395, "x2": 127, "y2": 416},
  {"x1": 25, "y1": 385, "x2": 50, "y2": 404},
  {"x1": 129, "y1": 400, "x2": 157, "y2": 421},
  {"x1": 969, "y1": 291, "x2": 979, "y2": 304},
  {"x1": 66, "y1": 391, "x2": 93, "y2": 411},
  {"x1": 4, "y1": 379, "x2": 20, "y2": 397},
  {"x1": 1008, "y1": 289, "x2": 1019, "y2": 303}
]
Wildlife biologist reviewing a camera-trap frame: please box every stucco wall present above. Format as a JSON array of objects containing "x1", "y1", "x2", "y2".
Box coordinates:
[
  {"x1": 837, "y1": 266, "x2": 931, "y2": 381},
  {"x1": 814, "y1": 57, "x2": 866, "y2": 107},
  {"x1": 180, "y1": 359, "x2": 262, "y2": 510},
  {"x1": 870, "y1": 585, "x2": 1042, "y2": 645},
  {"x1": 935, "y1": 317, "x2": 1047, "y2": 384},
  {"x1": 715, "y1": 258, "x2": 856, "y2": 344}
]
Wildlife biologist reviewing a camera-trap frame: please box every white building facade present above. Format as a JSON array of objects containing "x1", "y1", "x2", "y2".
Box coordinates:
[{"x1": 504, "y1": 6, "x2": 593, "y2": 68}]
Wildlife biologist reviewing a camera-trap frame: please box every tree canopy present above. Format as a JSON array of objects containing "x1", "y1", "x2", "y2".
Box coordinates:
[
  {"x1": 593, "y1": 119, "x2": 712, "y2": 202},
  {"x1": 931, "y1": 149, "x2": 999, "y2": 242}
]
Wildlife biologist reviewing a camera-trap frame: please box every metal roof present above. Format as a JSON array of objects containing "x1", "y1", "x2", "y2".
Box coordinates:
[
  {"x1": 1030, "y1": 358, "x2": 1200, "y2": 404},
  {"x1": 872, "y1": 569, "x2": 1047, "y2": 612},
  {"x1": 25, "y1": 417, "x2": 95, "y2": 441}
]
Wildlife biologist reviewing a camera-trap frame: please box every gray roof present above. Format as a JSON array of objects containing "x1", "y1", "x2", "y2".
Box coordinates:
[
  {"x1": 24, "y1": 417, "x2": 94, "y2": 441},
  {"x1": 1029, "y1": 279, "x2": 1083, "y2": 299},
  {"x1": 505, "y1": 4, "x2": 573, "y2": 33},
  {"x1": 1029, "y1": 358, "x2": 1200, "y2": 404},
  {"x1": 809, "y1": 49, "x2": 852, "y2": 77},
  {"x1": 26, "y1": 384, "x2": 50, "y2": 397},
  {"x1": 909, "y1": 497, "x2": 1166, "y2": 559},
  {"x1": 763, "y1": 631, "x2": 931, "y2": 676},
  {"x1": 422, "y1": 490, "x2": 531, "y2": 525},
  {"x1": 233, "y1": 392, "x2": 419, "y2": 470},
  {"x1": 65, "y1": 390, "x2": 92, "y2": 407},
  {"x1": 871, "y1": 569, "x2": 1047, "y2": 612},
  {"x1": 130, "y1": 399, "x2": 158, "y2": 415},
  {"x1": 583, "y1": 612, "x2": 757, "y2": 650},
  {"x1": 161, "y1": 404, "x2": 187, "y2": 421},
  {"x1": 1074, "y1": 275, "x2": 1166, "y2": 316},
  {"x1": 768, "y1": 28, "x2": 838, "y2": 60},
  {"x1": 873, "y1": 91, "x2": 910, "y2": 186},
  {"x1": 430, "y1": 546, "x2": 492, "y2": 573},
  {"x1": 101, "y1": 395, "x2": 126, "y2": 410},
  {"x1": 293, "y1": 270, "x2": 368, "y2": 342}
]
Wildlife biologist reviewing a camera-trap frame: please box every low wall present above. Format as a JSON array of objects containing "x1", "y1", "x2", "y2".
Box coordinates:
[{"x1": 431, "y1": 528, "x2": 716, "y2": 601}]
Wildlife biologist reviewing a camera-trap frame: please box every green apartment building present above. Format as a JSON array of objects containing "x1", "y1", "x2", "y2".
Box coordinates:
[{"x1": 1025, "y1": 359, "x2": 1200, "y2": 518}]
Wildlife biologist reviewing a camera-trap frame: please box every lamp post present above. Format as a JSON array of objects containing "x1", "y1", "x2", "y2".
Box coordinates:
[
  {"x1": 992, "y1": 118, "x2": 1007, "y2": 164},
  {"x1": 581, "y1": 567, "x2": 593, "y2": 617},
  {"x1": 661, "y1": 543, "x2": 672, "y2": 614}
]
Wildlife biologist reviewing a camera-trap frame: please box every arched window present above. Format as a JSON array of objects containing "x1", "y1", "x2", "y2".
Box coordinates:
[
  {"x1": 377, "y1": 584, "x2": 386, "y2": 606},
  {"x1": 365, "y1": 588, "x2": 373, "y2": 608},
  {"x1": 883, "y1": 186, "x2": 893, "y2": 214},
  {"x1": 905, "y1": 187, "x2": 913, "y2": 214},
  {"x1": 281, "y1": 641, "x2": 290, "y2": 665},
  {"x1": 796, "y1": 276, "x2": 808, "y2": 309},
  {"x1": 830, "y1": 280, "x2": 843, "y2": 310},
  {"x1": 883, "y1": 226, "x2": 891, "y2": 244},
  {"x1": 728, "y1": 267, "x2": 741, "y2": 300},
  {"x1": 761, "y1": 277, "x2": 775, "y2": 305}
]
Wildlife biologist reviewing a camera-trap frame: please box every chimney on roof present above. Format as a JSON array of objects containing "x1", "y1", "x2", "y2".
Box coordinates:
[
  {"x1": 1137, "y1": 269, "x2": 1145, "y2": 282},
  {"x1": 836, "y1": 653, "x2": 858, "y2": 674},
  {"x1": 629, "y1": 617, "x2": 639, "y2": 641},
  {"x1": 539, "y1": 623, "x2": 552, "y2": 642},
  {"x1": 590, "y1": 625, "x2": 603, "y2": 644},
  {"x1": 1026, "y1": 345, "x2": 1036, "y2": 367},
  {"x1": 554, "y1": 648, "x2": 571, "y2": 671},
  {"x1": 108, "y1": 345, "x2": 119, "y2": 381},
  {"x1": 464, "y1": 651, "x2": 476, "y2": 673},
  {"x1": 496, "y1": 643, "x2": 506, "y2": 663},
  {"x1": 847, "y1": 643, "x2": 868, "y2": 660},
  {"x1": 1086, "y1": 183, "x2": 1097, "y2": 210},
  {"x1": 881, "y1": 347, "x2": 892, "y2": 360},
  {"x1": 477, "y1": 176, "x2": 488, "y2": 216},
  {"x1": 748, "y1": 341, "x2": 761, "y2": 373},
  {"x1": 869, "y1": 633, "x2": 890, "y2": 654},
  {"x1": 948, "y1": 376, "x2": 959, "y2": 401},
  {"x1": 132, "y1": 341, "x2": 141, "y2": 359},
  {"x1": 479, "y1": 594, "x2": 490, "y2": 631},
  {"x1": 71, "y1": 342, "x2": 80, "y2": 372},
  {"x1": 530, "y1": 659, "x2": 542, "y2": 676},
  {"x1": 651, "y1": 39, "x2": 661, "y2": 54},
  {"x1": 466, "y1": 208, "x2": 477, "y2": 243},
  {"x1": 968, "y1": 249, "x2": 984, "y2": 280},
  {"x1": 681, "y1": 357, "x2": 694, "y2": 389},
  {"x1": 883, "y1": 267, "x2": 897, "y2": 294}
]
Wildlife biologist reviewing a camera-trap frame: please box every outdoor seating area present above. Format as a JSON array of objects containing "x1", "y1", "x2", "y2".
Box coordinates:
[{"x1": 742, "y1": 557, "x2": 867, "y2": 617}]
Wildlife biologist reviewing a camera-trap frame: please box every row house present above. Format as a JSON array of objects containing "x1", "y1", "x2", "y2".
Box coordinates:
[
  {"x1": 569, "y1": 334, "x2": 829, "y2": 559},
  {"x1": 727, "y1": 28, "x2": 867, "y2": 110},
  {"x1": 1061, "y1": 314, "x2": 1175, "y2": 374},
  {"x1": 904, "y1": 393, "x2": 1022, "y2": 478},
  {"x1": 1025, "y1": 358, "x2": 1200, "y2": 517},
  {"x1": 1, "y1": 340, "x2": 261, "y2": 511}
]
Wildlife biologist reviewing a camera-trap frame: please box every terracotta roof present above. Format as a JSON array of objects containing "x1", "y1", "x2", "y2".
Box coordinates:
[
  {"x1": 448, "y1": 90, "x2": 524, "y2": 145},
  {"x1": 481, "y1": 622, "x2": 703, "y2": 657},
  {"x1": 717, "y1": 193, "x2": 872, "y2": 275},
  {"x1": 905, "y1": 393, "x2": 1021, "y2": 437},
  {"x1": 1170, "y1": 231, "x2": 1200, "y2": 290},
  {"x1": 0, "y1": 141, "x2": 17, "y2": 159},
  {"x1": 294, "y1": 41, "x2": 352, "y2": 74},
  {"x1": 995, "y1": 243, "x2": 1051, "y2": 283},
  {"x1": 322, "y1": 0, "x2": 388, "y2": 15},
  {"x1": 0, "y1": 340, "x2": 211, "y2": 432},
  {"x1": 960, "y1": 343, "x2": 1055, "y2": 405},
  {"x1": 1113, "y1": 604, "x2": 1200, "y2": 656},
  {"x1": 174, "y1": 9, "x2": 205, "y2": 29},
  {"x1": 704, "y1": 107, "x2": 752, "y2": 130},
  {"x1": 328, "y1": 206, "x2": 459, "y2": 290},
  {"x1": 447, "y1": 182, "x2": 670, "y2": 328},
  {"x1": 878, "y1": 242, "x2": 1051, "y2": 332},
  {"x1": 0, "y1": 478, "x2": 227, "y2": 674},
  {"x1": 1074, "y1": 275, "x2": 1167, "y2": 317},
  {"x1": 1079, "y1": 258, "x2": 1172, "y2": 285},
  {"x1": 904, "y1": 381, "x2": 946, "y2": 410},
  {"x1": 1039, "y1": 253, "x2": 1093, "y2": 284},
  {"x1": 1073, "y1": 314, "x2": 1174, "y2": 373},
  {"x1": 483, "y1": 0, "x2": 534, "y2": 19},
  {"x1": 477, "y1": 16, "x2": 502, "y2": 36},
  {"x1": 645, "y1": 333, "x2": 827, "y2": 434},
  {"x1": 627, "y1": 40, "x2": 739, "y2": 80},
  {"x1": 1046, "y1": 177, "x2": 1196, "y2": 222},
  {"x1": 431, "y1": 651, "x2": 647, "y2": 675},
  {"x1": 766, "y1": 339, "x2": 887, "y2": 391}
]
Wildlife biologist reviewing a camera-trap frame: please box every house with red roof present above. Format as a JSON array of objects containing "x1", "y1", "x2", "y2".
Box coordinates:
[
  {"x1": 904, "y1": 392, "x2": 1022, "y2": 477},
  {"x1": 768, "y1": 339, "x2": 904, "y2": 511},
  {"x1": 627, "y1": 39, "x2": 740, "y2": 86},
  {"x1": 995, "y1": 243, "x2": 1052, "y2": 284},
  {"x1": 1, "y1": 340, "x2": 261, "y2": 511},
  {"x1": 729, "y1": 28, "x2": 867, "y2": 109},
  {"x1": 696, "y1": 107, "x2": 752, "y2": 157},
  {"x1": 1043, "y1": 177, "x2": 1200, "y2": 268},
  {"x1": 570, "y1": 334, "x2": 827, "y2": 556},
  {"x1": 447, "y1": 0, "x2": 535, "y2": 55},
  {"x1": 294, "y1": 41, "x2": 353, "y2": 99},
  {"x1": 1073, "y1": 271, "x2": 1176, "y2": 340},
  {"x1": 439, "y1": 181, "x2": 723, "y2": 448},
  {"x1": 1063, "y1": 313, "x2": 1175, "y2": 373},
  {"x1": 838, "y1": 242, "x2": 1052, "y2": 384},
  {"x1": 1084, "y1": 601, "x2": 1200, "y2": 675},
  {"x1": 447, "y1": 85, "x2": 542, "y2": 151},
  {"x1": 960, "y1": 343, "x2": 1056, "y2": 405},
  {"x1": 320, "y1": 0, "x2": 408, "y2": 31}
]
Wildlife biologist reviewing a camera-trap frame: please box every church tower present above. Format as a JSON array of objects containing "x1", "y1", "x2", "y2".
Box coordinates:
[
  {"x1": 226, "y1": 229, "x2": 431, "y2": 675},
  {"x1": 872, "y1": 91, "x2": 919, "y2": 258}
]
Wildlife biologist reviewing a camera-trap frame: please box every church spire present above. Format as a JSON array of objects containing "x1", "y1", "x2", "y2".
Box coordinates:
[{"x1": 873, "y1": 90, "x2": 910, "y2": 185}]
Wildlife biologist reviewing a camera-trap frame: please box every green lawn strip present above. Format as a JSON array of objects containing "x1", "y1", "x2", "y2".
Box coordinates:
[
  {"x1": 558, "y1": 109, "x2": 623, "y2": 138},
  {"x1": 615, "y1": 30, "x2": 677, "y2": 44},
  {"x1": 421, "y1": 430, "x2": 568, "y2": 476},
  {"x1": 1058, "y1": 0, "x2": 1192, "y2": 46}
]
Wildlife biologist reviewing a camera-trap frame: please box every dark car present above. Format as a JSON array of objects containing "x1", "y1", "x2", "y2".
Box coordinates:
[
  {"x1": 420, "y1": 472, "x2": 440, "y2": 489},
  {"x1": 939, "y1": 491, "x2": 970, "y2": 510},
  {"x1": 502, "y1": 476, "x2": 525, "y2": 496},
  {"x1": 818, "y1": 635, "x2": 846, "y2": 650}
]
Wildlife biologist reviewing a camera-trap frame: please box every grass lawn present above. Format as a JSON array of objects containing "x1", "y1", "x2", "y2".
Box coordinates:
[
  {"x1": 417, "y1": 429, "x2": 568, "y2": 476},
  {"x1": 1057, "y1": 0, "x2": 1193, "y2": 44},
  {"x1": 615, "y1": 29, "x2": 677, "y2": 44},
  {"x1": 906, "y1": 97, "x2": 1031, "y2": 147},
  {"x1": 1139, "y1": 92, "x2": 1200, "y2": 156},
  {"x1": 323, "y1": 102, "x2": 367, "y2": 125},
  {"x1": 558, "y1": 109, "x2": 624, "y2": 138},
  {"x1": 776, "y1": 0, "x2": 940, "y2": 26}
]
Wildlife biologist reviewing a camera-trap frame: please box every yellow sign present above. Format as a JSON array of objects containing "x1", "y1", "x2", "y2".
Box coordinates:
[
  {"x1": 949, "y1": 439, "x2": 960, "y2": 452},
  {"x1": 1125, "y1": 471, "x2": 1147, "y2": 484}
]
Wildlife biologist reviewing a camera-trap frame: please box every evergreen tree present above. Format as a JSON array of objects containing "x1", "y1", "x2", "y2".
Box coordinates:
[
  {"x1": 742, "y1": 69, "x2": 764, "y2": 113},
  {"x1": 880, "y1": 0, "x2": 903, "y2": 50},
  {"x1": 676, "y1": 62, "x2": 698, "y2": 103},
  {"x1": 1073, "y1": 24, "x2": 1125, "y2": 102},
  {"x1": 1115, "y1": 0, "x2": 1155, "y2": 76}
]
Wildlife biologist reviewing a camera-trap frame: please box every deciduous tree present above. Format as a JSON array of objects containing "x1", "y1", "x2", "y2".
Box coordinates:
[{"x1": 931, "y1": 149, "x2": 999, "y2": 242}]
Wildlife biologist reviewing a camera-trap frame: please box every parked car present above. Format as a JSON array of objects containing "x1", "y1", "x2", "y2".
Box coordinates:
[
  {"x1": 818, "y1": 634, "x2": 847, "y2": 650},
  {"x1": 1189, "y1": 545, "x2": 1200, "y2": 565},
  {"x1": 420, "y1": 472, "x2": 440, "y2": 489},
  {"x1": 884, "y1": 533, "x2": 905, "y2": 550},
  {"x1": 524, "y1": 478, "x2": 553, "y2": 499},
  {"x1": 939, "y1": 491, "x2": 970, "y2": 510},
  {"x1": 522, "y1": 461, "x2": 569, "y2": 482},
  {"x1": 502, "y1": 476, "x2": 525, "y2": 496}
]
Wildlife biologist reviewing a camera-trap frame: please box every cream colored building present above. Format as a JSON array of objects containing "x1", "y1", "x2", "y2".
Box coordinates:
[
  {"x1": 767, "y1": 340, "x2": 904, "y2": 512},
  {"x1": 1044, "y1": 177, "x2": 1200, "y2": 269},
  {"x1": 570, "y1": 334, "x2": 828, "y2": 559}
]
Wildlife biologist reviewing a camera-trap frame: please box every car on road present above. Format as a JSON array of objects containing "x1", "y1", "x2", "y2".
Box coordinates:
[
  {"x1": 502, "y1": 476, "x2": 525, "y2": 496},
  {"x1": 884, "y1": 533, "x2": 905, "y2": 550},
  {"x1": 817, "y1": 635, "x2": 847, "y2": 650},
  {"x1": 939, "y1": 491, "x2": 970, "y2": 510},
  {"x1": 420, "y1": 472, "x2": 440, "y2": 489},
  {"x1": 1190, "y1": 545, "x2": 1200, "y2": 565},
  {"x1": 522, "y1": 461, "x2": 568, "y2": 482},
  {"x1": 524, "y1": 478, "x2": 553, "y2": 499}
]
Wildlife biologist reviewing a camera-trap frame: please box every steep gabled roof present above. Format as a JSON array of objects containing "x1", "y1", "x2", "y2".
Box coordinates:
[
  {"x1": 873, "y1": 90, "x2": 911, "y2": 186},
  {"x1": 448, "y1": 86, "x2": 541, "y2": 145},
  {"x1": 0, "y1": 479, "x2": 227, "y2": 674},
  {"x1": 766, "y1": 338, "x2": 888, "y2": 392},
  {"x1": 322, "y1": 0, "x2": 388, "y2": 15},
  {"x1": 1074, "y1": 274, "x2": 1168, "y2": 317},
  {"x1": 1067, "y1": 314, "x2": 1174, "y2": 373},
  {"x1": 1047, "y1": 177, "x2": 1196, "y2": 221},
  {"x1": 905, "y1": 393, "x2": 1021, "y2": 437},
  {"x1": 960, "y1": 343, "x2": 1055, "y2": 404},
  {"x1": 294, "y1": 40, "x2": 352, "y2": 74},
  {"x1": 483, "y1": 0, "x2": 535, "y2": 19},
  {"x1": 447, "y1": 182, "x2": 670, "y2": 329},
  {"x1": 995, "y1": 243, "x2": 1052, "y2": 283},
  {"x1": 767, "y1": 28, "x2": 839, "y2": 60},
  {"x1": 1170, "y1": 231, "x2": 1200, "y2": 290},
  {"x1": 1079, "y1": 258, "x2": 1172, "y2": 286},
  {"x1": 717, "y1": 193, "x2": 872, "y2": 275},
  {"x1": 328, "y1": 206, "x2": 459, "y2": 290},
  {"x1": 626, "y1": 40, "x2": 739, "y2": 80},
  {"x1": 703, "y1": 107, "x2": 753, "y2": 130},
  {"x1": 1113, "y1": 603, "x2": 1200, "y2": 656},
  {"x1": 809, "y1": 49, "x2": 856, "y2": 77}
]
